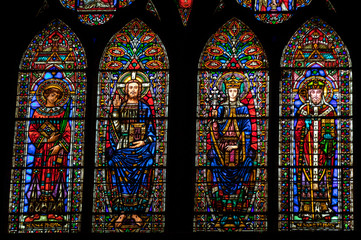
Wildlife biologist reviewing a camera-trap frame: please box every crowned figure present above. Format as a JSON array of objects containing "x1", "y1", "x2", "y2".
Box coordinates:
[
  {"x1": 207, "y1": 73, "x2": 256, "y2": 227},
  {"x1": 295, "y1": 77, "x2": 337, "y2": 221}
]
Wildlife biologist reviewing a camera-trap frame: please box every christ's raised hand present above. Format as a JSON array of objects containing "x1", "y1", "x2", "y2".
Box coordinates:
[{"x1": 113, "y1": 94, "x2": 122, "y2": 108}]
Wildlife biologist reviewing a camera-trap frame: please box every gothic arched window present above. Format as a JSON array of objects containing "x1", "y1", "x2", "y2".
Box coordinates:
[
  {"x1": 279, "y1": 17, "x2": 353, "y2": 231},
  {"x1": 194, "y1": 18, "x2": 269, "y2": 232},
  {"x1": 92, "y1": 18, "x2": 169, "y2": 233},
  {"x1": 8, "y1": 19, "x2": 87, "y2": 233}
]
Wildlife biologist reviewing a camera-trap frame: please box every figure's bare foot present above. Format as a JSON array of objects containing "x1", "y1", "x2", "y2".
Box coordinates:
[
  {"x1": 115, "y1": 214, "x2": 126, "y2": 228},
  {"x1": 48, "y1": 214, "x2": 64, "y2": 221},
  {"x1": 24, "y1": 214, "x2": 40, "y2": 222},
  {"x1": 131, "y1": 214, "x2": 143, "y2": 227}
]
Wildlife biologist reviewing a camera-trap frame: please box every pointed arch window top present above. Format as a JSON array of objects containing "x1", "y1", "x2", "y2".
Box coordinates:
[
  {"x1": 199, "y1": 18, "x2": 268, "y2": 70},
  {"x1": 100, "y1": 18, "x2": 169, "y2": 71},
  {"x1": 20, "y1": 19, "x2": 87, "y2": 70},
  {"x1": 281, "y1": 18, "x2": 352, "y2": 68}
]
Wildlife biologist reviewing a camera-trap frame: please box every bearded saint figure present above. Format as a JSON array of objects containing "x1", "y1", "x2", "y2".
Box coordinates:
[
  {"x1": 295, "y1": 77, "x2": 336, "y2": 221},
  {"x1": 106, "y1": 72, "x2": 156, "y2": 228}
]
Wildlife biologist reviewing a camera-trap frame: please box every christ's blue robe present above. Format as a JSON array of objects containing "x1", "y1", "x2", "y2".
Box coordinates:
[{"x1": 107, "y1": 101, "x2": 156, "y2": 212}]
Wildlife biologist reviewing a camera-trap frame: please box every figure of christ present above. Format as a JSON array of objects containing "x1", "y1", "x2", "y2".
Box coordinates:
[
  {"x1": 25, "y1": 86, "x2": 71, "y2": 222},
  {"x1": 206, "y1": 77, "x2": 256, "y2": 226},
  {"x1": 295, "y1": 79, "x2": 336, "y2": 221},
  {"x1": 106, "y1": 79, "x2": 156, "y2": 228}
]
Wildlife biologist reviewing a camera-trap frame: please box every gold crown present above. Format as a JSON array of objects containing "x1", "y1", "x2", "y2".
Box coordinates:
[{"x1": 224, "y1": 75, "x2": 242, "y2": 89}]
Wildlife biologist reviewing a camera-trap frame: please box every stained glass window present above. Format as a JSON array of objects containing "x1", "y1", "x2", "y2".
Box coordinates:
[
  {"x1": 92, "y1": 18, "x2": 169, "y2": 233},
  {"x1": 8, "y1": 19, "x2": 87, "y2": 233},
  {"x1": 60, "y1": 0, "x2": 135, "y2": 26},
  {"x1": 194, "y1": 18, "x2": 269, "y2": 232},
  {"x1": 279, "y1": 18, "x2": 353, "y2": 231},
  {"x1": 237, "y1": 0, "x2": 312, "y2": 24},
  {"x1": 174, "y1": 0, "x2": 193, "y2": 26},
  {"x1": 146, "y1": 0, "x2": 161, "y2": 21}
]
